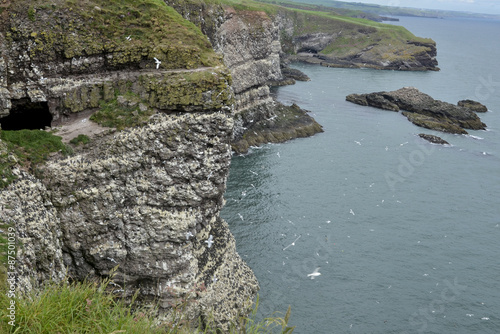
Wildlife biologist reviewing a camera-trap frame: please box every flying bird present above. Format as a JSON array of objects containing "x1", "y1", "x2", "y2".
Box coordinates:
[
  {"x1": 307, "y1": 267, "x2": 321, "y2": 279},
  {"x1": 283, "y1": 235, "x2": 301, "y2": 251},
  {"x1": 154, "y1": 57, "x2": 161, "y2": 69}
]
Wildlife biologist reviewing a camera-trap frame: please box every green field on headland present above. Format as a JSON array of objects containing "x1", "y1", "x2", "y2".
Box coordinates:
[{"x1": 219, "y1": 0, "x2": 437, "y2": 70}]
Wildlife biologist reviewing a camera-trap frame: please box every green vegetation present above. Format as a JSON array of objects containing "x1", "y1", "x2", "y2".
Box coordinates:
[
  {"x1": 0, "y1": 130, "x2": 72, "y2": 188},
  {"x1": 273, "y1": 2, "x2": 433, "y2": 58},
  {"x1": 90, "y1": 92, "x2": 155, "y2": 130},
  {"x1": 0, "y1": 271, "x2": 294, "y2": 333},
  {"x1": 0, "y1": 274, "x2": 165, "y2": 334},
  {"x1": 0, "y1": 130, "x2": 72, "y2": 165},
  {"x1": 220, "y1": 0, "x2": 280, "y2": 15},
  {"x1": 69, "y1": 134, "x2": 90, "y2": 146},
  {"x1": 27, "y1": 6, "x2": 36, "y2": 21},
  {"x1": 7, "y1": 0, "x2": 221, "y2": 69}
]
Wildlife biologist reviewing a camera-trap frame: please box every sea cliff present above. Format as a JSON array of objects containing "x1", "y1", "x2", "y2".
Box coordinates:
[
  {"x1": 167, "y1": 0, "x2": 438, "y2": 151},
  {"x1": 168, "y1": 0, "x2": 324, "y2": 154},
  {"x1": 0, "y1": 0, "x2": 257, "y2": 329},
  {"x1": 1, "y1": 0, "x2": 441, "y2": 330}
]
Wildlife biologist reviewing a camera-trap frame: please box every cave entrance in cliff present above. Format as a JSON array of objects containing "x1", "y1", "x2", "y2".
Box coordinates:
[{"x1": 0, "y1": 99, "x2": 52, "y2": 130}]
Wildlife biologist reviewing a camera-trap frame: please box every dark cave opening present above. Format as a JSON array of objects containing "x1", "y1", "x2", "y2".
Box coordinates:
[{"x1": 0, "y1": 99, "x2": 53, "y2": 130}]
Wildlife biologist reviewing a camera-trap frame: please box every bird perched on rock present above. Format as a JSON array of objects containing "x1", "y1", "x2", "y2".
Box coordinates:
[{"x1": 205, "y1": 234, "x2": 214, "y2": 248}]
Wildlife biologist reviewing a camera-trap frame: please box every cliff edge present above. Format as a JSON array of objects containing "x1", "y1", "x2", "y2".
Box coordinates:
[{"x1": 0, "y1": 0, "x2": 257, "y2": 329}]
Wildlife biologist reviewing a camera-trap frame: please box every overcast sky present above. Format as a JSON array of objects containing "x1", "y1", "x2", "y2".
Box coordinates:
[{"x1": 340, "y1": 0, "x2": 500, "y2": 14}]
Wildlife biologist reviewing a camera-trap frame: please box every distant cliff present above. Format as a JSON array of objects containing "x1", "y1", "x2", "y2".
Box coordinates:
[
  {"x1": 275, "y1": 6, "x2": 438, "y2": 71},
  {"x1": 168, "y1": 0, "x2": 438, "y2": 150}
]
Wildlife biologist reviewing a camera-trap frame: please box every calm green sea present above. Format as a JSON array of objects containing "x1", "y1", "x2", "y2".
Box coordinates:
[{"x1": 221, "y1": 17, "x2": 500, "y2": 333}]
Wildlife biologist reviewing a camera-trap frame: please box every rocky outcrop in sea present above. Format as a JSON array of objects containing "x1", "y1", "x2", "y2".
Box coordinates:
[
  {"x1": 418, "y1": 133, "x2": 450, "y2": 145},
  {"x1": 346, "y1": 87, "x2": 487, "y2": 134}
]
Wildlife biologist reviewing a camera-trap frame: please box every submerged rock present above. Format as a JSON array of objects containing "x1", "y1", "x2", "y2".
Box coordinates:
[
  {"x1": 418, "y1": 133, "x2": 450, "y2": 145},
  {"x1": 346, "y1": 87, "x2": 487, "y2": 134}
]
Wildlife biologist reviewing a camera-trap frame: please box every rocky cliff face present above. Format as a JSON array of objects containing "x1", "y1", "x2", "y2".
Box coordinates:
[
  {"x1": 276, "y1": 9, "x2": 439, "y2": 71},
  {"x1": 0, "y1": 0, "x2": 257, "y2": 329},
  {"x1": 168, "y1": 0, "x2": 323, "y2": 154}
]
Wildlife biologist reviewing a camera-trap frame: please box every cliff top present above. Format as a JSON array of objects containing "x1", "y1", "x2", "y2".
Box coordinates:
[{"x1": 2, "y1": 0, "x2": 221, "y2": 74}]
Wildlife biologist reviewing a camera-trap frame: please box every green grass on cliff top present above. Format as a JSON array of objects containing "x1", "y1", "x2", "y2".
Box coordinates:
[
  {"x1": 7, "y1": 0, "x2": 221, "y2": 68},
  {"x1": 256, "y1": 0, "x2": 432, "y2": 40},
  {"x1": 0, "y1": 272, "x2": 294, "y2": 333},
  {"x1": 220, "y1": 0, "x2": 434, "y2": 59}
]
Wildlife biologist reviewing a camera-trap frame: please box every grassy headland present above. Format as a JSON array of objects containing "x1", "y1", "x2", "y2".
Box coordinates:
[
  {"x1": 268, "y1": 0, "x2": 500, "y2": 19},
  {"x1": 219, "y1": 0, "x2": 438, "y2": 70}
]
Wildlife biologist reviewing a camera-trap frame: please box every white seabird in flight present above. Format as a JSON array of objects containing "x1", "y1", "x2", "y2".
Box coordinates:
[
  {"x1": 154, "y1": 57, "x2": 161, "y2": 69},
  {"x1": 307, "y1": 267, "x2": 321, "y2": 279}
]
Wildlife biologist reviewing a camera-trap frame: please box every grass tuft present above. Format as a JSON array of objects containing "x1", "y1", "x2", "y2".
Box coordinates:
[
  {"x1": 90, "y1": 93, "x2": 155, "y2": 130},
  {"x1": 0, "y1": 129, "x2": 72, "y2": 165},
  {"x1": 0, "y1": 271, "x2": 165, "y2": 333},
  {"x1": 0, "y1": 271, "x2": 294, "y2": 334},
  {"x1": 0, "y1": 130, "x2": 73, "y2": 188},
  {"x1": 69, "y1": 134, "x2": 90, "y2": 146}
]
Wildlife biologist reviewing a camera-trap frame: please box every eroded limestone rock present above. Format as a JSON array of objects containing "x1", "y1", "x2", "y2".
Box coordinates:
[{"x1": 0, "y1": 1, "x2": 257, "y2": 330}]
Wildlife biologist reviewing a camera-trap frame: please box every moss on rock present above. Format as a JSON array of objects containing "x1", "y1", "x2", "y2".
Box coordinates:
[{"x1": 5, "y1": 0, "x2": 220, "y2": 73}]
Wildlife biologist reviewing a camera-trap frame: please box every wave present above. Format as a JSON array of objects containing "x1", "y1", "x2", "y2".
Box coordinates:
[{"x1": 466, "y1": 134, "x2": 484, "y2": 140}]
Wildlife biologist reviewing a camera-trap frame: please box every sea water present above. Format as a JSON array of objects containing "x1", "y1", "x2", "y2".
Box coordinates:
[{"x1": 221, "y1": 17, "x2": 500, "y2": 333}]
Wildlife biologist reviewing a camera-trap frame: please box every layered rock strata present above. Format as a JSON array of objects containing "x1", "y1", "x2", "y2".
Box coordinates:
[
  {"x1": 346, "y1": 87, "x2": 487, "y2": 134},
  {"x1": 0, "y1": 0, "x2": 258, "y2": 329},
  {"x1": 167, "y1": 1, "x2": 323, "y2": 154},
  {"x1": 276, "y1": 10, "x2": 439, "y2": 71},
  {"x1": 214, "y1": 7, "x2": 323, "y2": 153}
]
